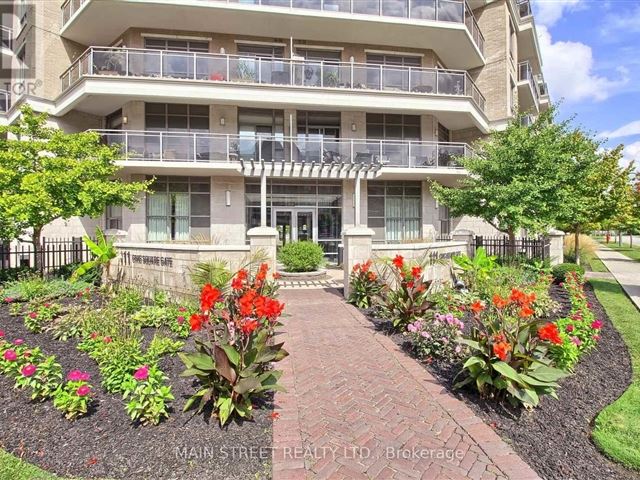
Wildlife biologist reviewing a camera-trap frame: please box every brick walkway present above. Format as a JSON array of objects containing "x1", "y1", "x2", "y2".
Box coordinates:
[{"x1": 272, "y1": 289, "x2": 540, "y2": 480}]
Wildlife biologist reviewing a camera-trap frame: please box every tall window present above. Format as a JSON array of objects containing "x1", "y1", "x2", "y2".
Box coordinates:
[
  {"x1": 438, "y1": 123, "x2": 450, "y2": 142},
  {"x1": 367, "y1": 181, "x2": 422, "y2": 242},
  {"x1": 145, "y1": 103, "x2": 209, "y2": 131},
  {"x1": 105, "y1": 205, "x2": 122, "y2": 230},
  {"x1": 366, "y1": 114, "x2": 420, "y2": 140},
  {"x1": 146, "y1": 176, "x2": 210, "y2": 242},
  {"x1": 439, "y1": 205, "x2": 451, "y2": 235}
]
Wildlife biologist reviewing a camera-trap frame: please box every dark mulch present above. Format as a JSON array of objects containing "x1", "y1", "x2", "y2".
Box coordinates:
[
  {"x1": 366, "y1": 283, "x2": 638, "y2": 480},
  {"x1": 0, "y1": 302, "x2": 272, "y2": 480}
]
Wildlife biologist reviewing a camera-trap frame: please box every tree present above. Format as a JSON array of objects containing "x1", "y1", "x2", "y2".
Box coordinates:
[
  {"x1": 431, "y1": 107, "x2": 579, "y2": 248},
  {"x1": 555, "y1": 141, "x2": 635, "y2": 264},
  {"x1": 0, "y1": 106, "x2": 149, "y2": 268}
]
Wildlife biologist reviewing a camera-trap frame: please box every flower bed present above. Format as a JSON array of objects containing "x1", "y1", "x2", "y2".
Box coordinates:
[
  {"x1": 351, "y1": 254, "x2": 638, "y2": 480},
  {"x1": 0, "y1": 269, "x2": 284, "y2": 479}
]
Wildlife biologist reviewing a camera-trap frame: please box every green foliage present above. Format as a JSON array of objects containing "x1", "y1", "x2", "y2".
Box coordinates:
[
  {"x1": 431, "y1": 107, "x2": 580, "y2": 238},
  {"x1": 190, "y1": 258, "x2": 233, "y2": 290},
  {"x1": 347, "y1": 260, "x2": 383, "y2": 309},
  {"x1": 131, "y1": 305, "x2": 173, "y2": 328},
  {"x1": 0, "y1": 266, "x2": 37, "y2": 285},
  {"x1": 109, "y1": 287, "x2": 144, "y2": 315},
  {"x1": 23, "y1": 303, "x2": 62, "y2": 333},
  {"x1": 278, "y1": 241, "x2": 324, "y2": 272},
  {"x1": 93, "y1": 337, "x2": 145, "y2": 394},
  {"x1": 122, "y1": 365, "x2": 174, "y2": 426},
  {"x1": 72, "y1": 228, "x2": 117, "y2": 281},
  {"x1": 0, "y1": 105, "x2": 149, "y2": 245},
  {"x1": 453, "y1": 247, "x2": 497, "y2": 289},
  {"x1": 551, "y1": 263, "x2": 585, "y2": 283},
  {"x1": 146, "y1": 333, "x2": 184, "y2": 362},
  {"x1": 53, "y1": 377, "x2": 93, "y2": 420},
  {"x1": 1, "y1": 276, "x2": 90, "y2": 303},
  {"x1": 13, "y1": 356, "x2": 63, "y2": 402},
  {"x1": 45, "y1": 306, "x2": 88, "y2": 341}
]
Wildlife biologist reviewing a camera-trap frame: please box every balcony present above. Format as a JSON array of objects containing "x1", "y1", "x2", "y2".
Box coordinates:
[
  {"x1": 60, "y1": 0, "x2": 485, "y2": 70},
  {"x1": 515, "y1": 0, "x2": 531, "y2": 19},
  {"x1": 97, "y1": 130, "x2": 471, "y2": 171},
  {"x1": 517, "y1": 61, "x2": 539, "y2": 111}
]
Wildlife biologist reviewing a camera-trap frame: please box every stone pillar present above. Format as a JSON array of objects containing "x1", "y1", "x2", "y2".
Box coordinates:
[
  {"x1": 548, "y1": 229, "x2": 565, "y2": 266},
  {"x1": 342, "y1": 227, "x2": 374, "y2": 299},
  {"x1": 247, "y1": 226, "x2": 279, "y2": 273},
  {"x1": 451, "y1": 229, "x2": 475, "y2": 256}
]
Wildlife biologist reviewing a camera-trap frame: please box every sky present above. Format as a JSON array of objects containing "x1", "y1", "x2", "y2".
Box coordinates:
[{"x1": 532, "y1": 0, "x2": 640, "y2": 170}]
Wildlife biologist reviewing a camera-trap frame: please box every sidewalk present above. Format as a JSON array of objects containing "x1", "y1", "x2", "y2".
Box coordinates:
[
  {"x1": 596, "y1": 246, "x2": 640, "y2": 310},
  {"x1": 271, "y1": 289, "x2": 540, "y2": 480}
]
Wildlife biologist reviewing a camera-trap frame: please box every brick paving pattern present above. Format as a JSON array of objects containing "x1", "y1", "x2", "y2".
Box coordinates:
[{"x1": 272, "y1": 288, "x2": 540, "y2": 480}]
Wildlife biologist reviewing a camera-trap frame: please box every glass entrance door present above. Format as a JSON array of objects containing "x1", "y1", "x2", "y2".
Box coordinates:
[{"x1": 273, "y1": 209, "x2": 316, "y2": 246}]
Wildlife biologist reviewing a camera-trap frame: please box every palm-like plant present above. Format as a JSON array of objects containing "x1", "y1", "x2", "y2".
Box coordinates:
[{"x1": 72, "y1": 228, "x2": 117, "y2": 281}]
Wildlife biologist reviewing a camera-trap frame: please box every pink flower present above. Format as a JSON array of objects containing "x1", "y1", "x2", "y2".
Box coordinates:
[
  {"x1": 565, "y1": 324, "x2": 574, "y2": 333},
  {"x1": 177, "y1": 316, "x2": 185, "y2": 325},
  {"x1": 79, "y1": 372, "x2": 91, "y2": 382},
  {"x1": 591, "y1": 320, "x2": 603, "y2": 330},
  {"x1": 178, "y1": 307, "x2": 187, "y2": 312},
  {"x1": 593, "y1": 334, "x2": 601, "y2": 341},
  {"x1": 21, "y1": 364, "x2": 37, "y2": 377},
  {"x1": 76, "y1": 385, "x2": 91, "y2": 397},
  {"x1": 3, "y1": 349, "x2": 17, "y2": 361},
  {"x1": 90, "y1": 332, "x2": 98, "y2": 339},
  {"x1": 13, "y1": 339, "x2": 24, "y2": 346},
  {"x1": 133, "y1": 365, "x2": 149, "y2": 381},
  {"x1": 571, "y1": 337, "x2": 582, "y2": 346},
  {"x1": 67, "y1": 369, "x2": 84, "y2": 382},
  {"x1": 28, "y1": 312, "x2": 37, "y2": 319},
  {"x1": 0, "y1": 330, "x2": 4, "y2": 338},
  {"x1": 103, "y1": 336, "x2": 112, "y2": 344},
  {"x1": 43, "y1": 303, "x2": 51, "y2": 308},
  {"x1": 4, "y1": 297, "x2": 14, "y2": 303}
]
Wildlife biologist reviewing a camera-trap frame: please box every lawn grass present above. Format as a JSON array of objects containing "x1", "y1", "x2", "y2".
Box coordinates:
[
  {"x1": 590, "y1": 278, "x2": 640, "y2": 471},
  {"x1": 0, "y1": 450, "x2": 63, "y2": 480},
  {"x1": 597, "y1": 241, "x2": 640, "y2": 262},
  {"x1": 583, "y1": 250, "x2": 608, "y2": 273}
]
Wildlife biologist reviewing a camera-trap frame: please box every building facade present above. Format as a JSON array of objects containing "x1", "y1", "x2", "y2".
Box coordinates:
[{"x1": 1, "y1": 0, "x2": 547, "y2": 263}]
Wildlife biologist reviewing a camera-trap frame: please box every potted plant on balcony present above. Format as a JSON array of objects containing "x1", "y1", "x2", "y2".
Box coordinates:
[
  {"x1": 323, "y1": 70, "x2": 339, "y2": 88},
  {"x1": 209, "y1": 72, "x2": 225, "y2": 81},
  {"x1": 95, "y1": 51, "x2": 125, "y2": 76},
  {"x1": 237, "y1": 60, "x2": 257, "y2": 83}
]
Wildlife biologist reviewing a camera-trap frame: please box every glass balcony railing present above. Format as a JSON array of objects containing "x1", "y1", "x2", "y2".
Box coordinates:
[
  {"x1": 60, "y1": 0, "x2": 484, "y2": 55},
  {"x1": 515, "y1": 0, "x2": 532, "y2": 19},
  {"x1": 518, "y1": 60, "x2": 539, "y2": 105},
  {"x1": 61, "y1": 47, "x2": 486, "y2": 111},
  {"x1": 96, "y1": 130, "x2": 471, "y2": 168}
]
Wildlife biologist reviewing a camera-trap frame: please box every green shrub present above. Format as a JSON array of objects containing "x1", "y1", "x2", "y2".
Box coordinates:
[
  {"x1": 552, "y1": 263, "x2": 585, "y2": 283},
  {"x1": 278, "y1": 241, "x2": 324, "y2": 272},
  {"x1": 1, "y1": 276, "x2": 90, "y2": 302}
]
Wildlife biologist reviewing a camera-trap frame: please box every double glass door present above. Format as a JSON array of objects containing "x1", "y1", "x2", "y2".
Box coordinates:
[{"x1": 274, "y1": 209, "x2": 316, "y2": 247}]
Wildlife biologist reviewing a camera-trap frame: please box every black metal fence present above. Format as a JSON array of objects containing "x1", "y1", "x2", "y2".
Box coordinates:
[
  {"x1": 0, "y1": 238, "x2": 94, "y2": 274},
  {"x1": 473, "y1": 235, "x2": 550, "y2": 261}
]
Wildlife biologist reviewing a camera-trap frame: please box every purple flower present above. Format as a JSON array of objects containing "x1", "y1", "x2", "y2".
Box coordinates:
[
  {"x1": 3, "y1": 349, "x2": 17, "y2": 361},
  {"x1": 407, "y1": 324, "x2": 418, "y2": 333},
  {"x1": 421, "y1": 331, "x2": 431, "y2": 339},
  {"x1": 133, "y1": 365, "x2": 149, "y2": 381},
  {"x1": 13, "y1": 339, "x2": 24, "y2": 346}
]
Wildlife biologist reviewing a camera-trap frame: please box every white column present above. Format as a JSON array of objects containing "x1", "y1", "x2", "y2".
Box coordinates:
[
  {"x1": 260, "y1": 167, "x2": 267, "y2": 227},
  {"x1": 342, "y1": 226, "x2": 374, "y2": 299},
  {"x1": 354, "y1": 174, "x2": 361, "y2": 226}
]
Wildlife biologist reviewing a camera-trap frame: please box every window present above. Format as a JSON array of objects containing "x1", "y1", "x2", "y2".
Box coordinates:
[
  {"x1": 510, "y1": 78, "x2": 516, "y2": 114},
  {"x1": 296, "y1": 49, "x2": 341, "y2": 62},
  {"x1": 106, "y1": 205, "x2": 122, "y2": 230},
  {"x1": 367, "y1": 181, "x2": 421, "y2": 242},
  {"x1": 366, "y1": 54, "x2": 421, "y2": 67},
  {"x1": 106, "y1": 109, "x2": 123, "y2": 130},
  {"x1": 438, "y1": 123, "x2": 450, "y2": 142},
  {"x1": 366, "y1": 114, "x2": 420, "y2": 140},
  {"x1": 439, "y1": 205, "x2": 451, "y2": 235},
  {"x1": 145, "y1": 103, "x2": 209, "y2": 132},
  {"x1": 237, "y1": 44, "x2": 284, "y2": 58},
  {"x1": 144, "y1": 38, "x2": 209, "y2": 52},
  {"x1": 16, "y1": 43, "x2": 26, "y2": 87},
  {"x1": 146, "y1": 176, "x2": 210, "y2": 242}
]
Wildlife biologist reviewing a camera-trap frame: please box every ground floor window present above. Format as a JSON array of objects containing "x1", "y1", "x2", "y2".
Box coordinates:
[
  {"x1": 245, "y1": 179, "x2": 342, "y2": 260},
  {"x1": 439, "y1": 204, "x2": 451, "y2": 235},
  {"x1": 367, "y1": 181, "x2": 422, "y2": 242},
  {"x1": 105, "y1": 205, "x2": 122, "y2": 230},
  {"x1": 146, "y1": 176, "x2": 210, "y2": 242}
]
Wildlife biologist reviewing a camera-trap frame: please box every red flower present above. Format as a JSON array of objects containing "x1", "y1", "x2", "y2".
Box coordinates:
[
  {"x1": 241, "y1": 319, "x2": 259, "y2": 335},
  {"x1": 406, "y1": 281, "x2": 415, "y2": 289},
  {"x1": 233, "y1": 269, "x2": 248, "y2": 290},
  {"x1": 392, "y1": 255, "x2": 404, "y2": 269},
  {"x1": 411, "y1": 266, "x2": 422, "y2": 278},
  {"x1": 361, "y1": 261, "x2": 372, "y2": 273},
  {"x1": 103, "y1": 336, "x2": 112, "y2": 344},
  {"x1": 565, "y1": 324, "x2": 574, "y2": 333},
  {"x1": 231, "y1": 276, "x2": 244, "y2": 291},
  {"x1": 273, "y1": 272, "x2": 281, "y2": 280},
  {"x1": 189, "y1": 313, "x2": 208, "y2": 332},
  {"x1": 368, "y1": 272, "x2": 377, "y2": 282},
  {"x1": 352, "y1": 263, "x2": 361, "y2": 272},
  {"x1": 492, "y1": 294, "x2": 509, "y2": 309},
  {"x1": 270, "y1": 411, "x2": 281, "y2": 421},
  {"x1": 538, "y1": 322, "x2": 562, "y2": 345},
  {"x1": 200, "y1": 284, "x2": 221, "y2": 312},
  {"x1": 470, "y1": 300, "x2": 485, "y2": 314},
  {"x1": 238, "y1": 290, "x2": 257, "y2": 317},
  {"x1": 255, "y1": 263, "x2": 269, "y2": 285},
  {"x1": 591, "y1": 320, "x2": 603, "y2": 330},
  {"x1": 255, "y1": 296, "x2": 285, "y2": 320},
  {"x1": 518, "y1": 305, "x2": 535, "y2": 318},
  {"x1": 492, "y1": 342, "x2": 511, "y2": 361}
]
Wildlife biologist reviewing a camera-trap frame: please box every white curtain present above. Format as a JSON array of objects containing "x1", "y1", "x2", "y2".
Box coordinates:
[
  {"x1": 147, "y1": 193, "x2": 168, "y2": 241},
  {"x1": 404, "y1": 197, "x2": 421, "y2": 240},
  {"x1": 173, "y1": 193, "x2": 190, "y2": 241},
  {"x1": 385, "y1": 197, "x2": 403, "y2": 242}
]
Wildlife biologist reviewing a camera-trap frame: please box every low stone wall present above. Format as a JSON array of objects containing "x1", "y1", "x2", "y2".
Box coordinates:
[
  {"x1": 372, "y1": 241, "x2": 468, "y2": 284},
  {"x1": 109, "y1": 242, "x2": 251, "y2": 296}
]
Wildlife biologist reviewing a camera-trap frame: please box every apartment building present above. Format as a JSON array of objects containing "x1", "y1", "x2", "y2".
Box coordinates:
[{"x1": 1, "y1": 0, "x2": 548, "y2": 263}]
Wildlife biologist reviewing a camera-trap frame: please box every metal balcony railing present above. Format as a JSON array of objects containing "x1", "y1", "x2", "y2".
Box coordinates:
[
  {"x1": 0, "y1": 90, "x2": 9, "y2": 112},
  {"x1": 95, "y1": 130, "x2": 471, "y2": 168},
  {"x1": 60, "y1": 0, "x2": 484, "y2": 55},
  {"x1": 60, "y1": 47, "x2": 486, "y2": 111},
  {"x1": 1, "y1": 26, "x2": 12, "y2": 51},
  {"x1": 518, "y1": 60, "x2": 539, "y2": 104}
]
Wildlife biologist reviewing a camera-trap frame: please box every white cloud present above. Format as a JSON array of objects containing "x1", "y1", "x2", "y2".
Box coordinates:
[
  {"x1": 600, "y1": 5, "x2": 640, "y2": 38},
  {"x1": 599, "y1": 120, "x2": 640, "y2": 140},
  {"x1": 533, "y1": 0, "x2": 583, "y2": 27},
  {"x1": 537, "y1": 26, "x2": 629, "y2": 103},
  {"x1": 623, "y1": 141, "x2": 640, "y2": 166}
]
